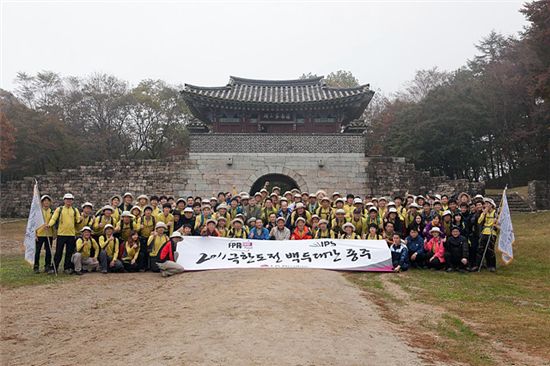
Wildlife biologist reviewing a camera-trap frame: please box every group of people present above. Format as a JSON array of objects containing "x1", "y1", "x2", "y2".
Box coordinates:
[{"x1": 33, "y1": 187, "x2": 499, "y2": 276}]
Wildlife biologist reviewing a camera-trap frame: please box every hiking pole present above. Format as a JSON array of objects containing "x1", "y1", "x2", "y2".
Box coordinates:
[
  {"x1": 46, "y1": 236, "x2": 58, "y2": 276},
  {"x1": 477, "y1": 233, "x2": 493, "y2": 273}
]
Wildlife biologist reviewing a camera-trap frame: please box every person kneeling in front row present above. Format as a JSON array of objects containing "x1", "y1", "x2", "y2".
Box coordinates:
[
  {"x1": 156, "y1": 231, "x2": 185, "y2": 277},
  {"x1": 405, "y1": 227, "x2": 427, "y2": 268},
  {"x1": 72, "y1": 226, "x2": 99, "y2": 275},
  {"x1": 390, "y1": 233, "x2": 409, "y2": 273}
]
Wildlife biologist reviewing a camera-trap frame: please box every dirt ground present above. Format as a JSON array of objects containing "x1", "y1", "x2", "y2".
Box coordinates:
[{"x1": 1, "y1": 268, "x2": 428, "y2": 366}]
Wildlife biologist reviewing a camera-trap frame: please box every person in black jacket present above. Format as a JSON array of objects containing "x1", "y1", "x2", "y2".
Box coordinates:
[{"x1": 445, "y1": 226, "x2": 469, "y2": 272}]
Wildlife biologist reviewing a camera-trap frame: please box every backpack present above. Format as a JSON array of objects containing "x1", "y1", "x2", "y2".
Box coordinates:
[{"x1": 53, "y1": 206, "x2": 78, "y2": 230}]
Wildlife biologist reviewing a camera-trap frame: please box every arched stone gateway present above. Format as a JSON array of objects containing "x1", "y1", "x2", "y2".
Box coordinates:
[{"x1": 250, "y1": 174, "x2": 299, "y2": 195}]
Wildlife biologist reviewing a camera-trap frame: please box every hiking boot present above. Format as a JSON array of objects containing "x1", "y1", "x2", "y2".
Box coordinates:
[
  {"x1": 47, "y1": 269, "x2": 56, "y2": 275},
  {"x1": 63, "y1": 269, "x2": 73, "y2": 275},
  {"x1": 101, "y1": 269, "x2": 108, "y2": 274},
  {"x1": 488, "y1": 267, "x2": 496, "y2": 272},
  {"x1": 446, "y1": 267, "x2": 454, "y2": 272},
  {"x1": 34, "y1": 268, "x2": 40, "y2": 274}
]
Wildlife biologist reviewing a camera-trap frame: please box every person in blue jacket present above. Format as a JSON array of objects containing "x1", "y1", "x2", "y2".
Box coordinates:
[
  {"x1": 390, "y1": 233, "x2": 409, "y2": 272},
  {"x1": 405, "y1": 227, "x2": 426, "y2": 268},
  {"x1": 248, "y1": 218, "x2": 270, "y2": 240}
]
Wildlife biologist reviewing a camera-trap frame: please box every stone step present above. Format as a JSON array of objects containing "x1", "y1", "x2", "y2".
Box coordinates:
[{"x1": 484, "y1": 193, "x2": 533, "y2": 212}]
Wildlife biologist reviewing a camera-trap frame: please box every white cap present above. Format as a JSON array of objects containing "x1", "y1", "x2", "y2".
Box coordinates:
[
  {"x1": 137, "y1": 194, "x2": 149, "y2": 201},
  {"x1": 155, "y1": 222, "x2": 168, "y2": 229},
  {"x1": 130, "y1": 205, "x2": 142, "y2": 213},
  {"x1": 170, "y1": 231, "x2": 184, "y2": 239},
  {"x1": 80, "y1": 226, "x2": 92, "y2": 233},
  {"x1": 120, "y1": 211, "x2": 135, "y2": 219},
  {"x1": 183, "y1": 207, "x2": 194, "y2": 213},
  {"x1": 63, "y1": 193, "x2": 74, "y2": 200},
  {"x1": 353, "y1": 197, "x2": 363, "y2": 204},
  {"x1": 335, "y1": 198, "x2": 345, "y2": 204},
  {"x1": 442, "y1": 210, "x2": 452, "y2": 217},
  {"x1": 484, "y1": 198, "x2": 496, "y2": 207},
  {"x1": 295, "y1": 202, "x2": 305, "y2": 209},
  {"x1": 40, "y1": 194, "x2": 52, "y2": 201},
  {"x1": 343, "y1": 222, "x2": 356, "y2": 230},
  {"x1": 81, "y1": 202, "x2": 93, "y2": 209},
  {"x1": 336, "y1": 208, "x2": 346, "y2": 214},
  {"x1": 123, "y1": 192, "x2": 133, "y2": 198},
  {"x1": 295, "y1": 217, "x2": 306, "y2": 223},
  {"x1": 101, "y1": 205, "x2": 114, "y2": 212},
  {"x1": 409, "y1": 203, "x2": 421, "y2": 209},
  {"x1": 429, "y1": 226, "x2": 441, "y2": 234},
  {"x1": 387, "y1": 201, "x2": 396, "y2": 207},
  {"x1": 103, "y1": 224, "x2": 114, "y2": 231},
  {"x1": 388, "y1": 207, "x2": 398, "y2": 213}
]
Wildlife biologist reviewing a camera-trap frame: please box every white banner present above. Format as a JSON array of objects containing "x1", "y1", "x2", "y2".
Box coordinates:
[
  {"x1": 497, "y1": 188, "x2": 515, "y2": 264},
  {"x1": 176, "y1": 236, "x2": 393, "y2": 271},
  {"x1": 24, "y1": 182, "x2": 45, "y2": 264}
]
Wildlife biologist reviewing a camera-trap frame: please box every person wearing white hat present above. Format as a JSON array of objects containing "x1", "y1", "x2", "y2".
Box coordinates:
[
  {"x1": 472, "y1": 197, "x2": 498, "y2": 272},
  {"x1": 333, "y1": 198, "x2": 347, "y2": 218},
  {"x1": 424, "y1": 226, "x2": 445, "y2": 270},
  {"x1": 77, "y1": 202, "x2": 95, "y2": 233},
  {"x1": 377, "y1": 197, "x2": 388, "y2": 220},
  {"x1": 227, "y1": 218, "x2": 248, "y2": 239},
  {"x1": 156, "y1": 231, "x2": 186, "y2": 277},
  {"x1": 366, "y1": 206, "x2": 382, "y2": 232},
  {"x1": 194, "y1": 204, "x2": 213, "y2": 234},
  {"x1": 260, "y1": 198, "x2": 277, "y2": 225},
  {"x1": 290, "y1": 217, "x2": 313, "y2": 240},
  {"x1": 106, "y1": 195, "x2": 122, "y2": 222},
  {"x1": 353, "y1": 197, "x2": 365, "y2": 216},
  {"x1": 290, "y1": 202, "x2": 312, "y2": 229},
  {"x1": 441, "y1": 210, "x2": 453, "y2": 237},
  {"x1": 405, "y1": 203, "x2": 421, "y2": 229},
  {"x1": 146, "y1": 222, "x2": 170, "y2": 270},
  {"x1": 48, "y1": 193, "x2": 82, "y2": 274},
  {"x1": 214, "y1": 203, "x2": 231, "y2": 228},
  {"x1": 314, "y1": 219, "x2": 335, "y2": 239},
  {"x1": 35, "y1": 195, "x2": 55, "y2": 273},
  {"x1": 385, "y1": 207, "x2": 404, "y2": 236},
  {"x1": 270, "y1": 216, "x2": 291, "y2": 240},
  {"x1": 315, "y1": 197, "x2": 333, "y2": 223},
  {"x1": 179, "y1": 207, "x2": 195, "y2": 231},
  {"x1": 331, "y1": 208, "x2": 349, "y2": 237},
  {"x1": 201, "y1": 218, "x2": 221, "y2": 237},
  {"x1": 115, "y1": 211, "x2": 139, "y2": 242},
  {"x1": 93, "y1": 205, "x2": 117, "y2": 237},
  {"x1": 119, "y1": 192, "x2": 134, "y2": 212},
  {"x1": 98, "y1": 224, "x2": 123, "y2": 273},
  {"x1": 71, "y1": 226, "x2": 99, "y2": 275},
  {"x1": 137, "y1": 195, "x2": 149, "y2": 211},
  {"x1": 340, "y1": 222, "x2": 360, "y2": 240},
  {"x1": 216, "y1": 216, "x2": 229, "y2": 237}
]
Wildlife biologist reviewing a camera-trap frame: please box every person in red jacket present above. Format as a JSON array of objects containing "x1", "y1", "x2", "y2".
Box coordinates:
[
  {"x1": 156, "y1": 231, "x2": 185, "y2": 277},
  {"x1": 290, "y1": 217, "x2": 313, "y2": 240},
  {"x1": 424, "y1": 226, "x2": 446, "y2": 270}
]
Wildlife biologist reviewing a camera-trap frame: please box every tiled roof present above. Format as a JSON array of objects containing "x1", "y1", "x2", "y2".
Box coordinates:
[{"x1": 182, "y1": 76, "x2": 372, "y2": 105}]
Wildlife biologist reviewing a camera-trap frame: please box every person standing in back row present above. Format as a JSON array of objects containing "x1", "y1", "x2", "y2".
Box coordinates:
[{"x1": 48, "y1": 193, "x2": 81, "y2": 274}]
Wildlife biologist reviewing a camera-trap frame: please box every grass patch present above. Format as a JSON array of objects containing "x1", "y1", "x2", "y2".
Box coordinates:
[
  {"x1": 349, "y1": 212, "x2": 550, "y2": 362},
  {"x1": 1, "y1": 255, "x2": 73, "y2": 288}
]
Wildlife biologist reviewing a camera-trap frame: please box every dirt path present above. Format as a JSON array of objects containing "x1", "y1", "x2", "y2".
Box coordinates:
[{"x1": 1, "y1": 269, "x2": 426, "y2": 365}]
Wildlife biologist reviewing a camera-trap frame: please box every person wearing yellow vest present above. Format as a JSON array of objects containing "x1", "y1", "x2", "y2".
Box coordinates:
[
  {"x1": 130, "y1": 205, "x2": 142, "y2": 223},
  {"x1": 366, "y1": 207, "x2": 383, "y2": 233},
  {"x1": 227, "y1": 218, "x2": 248, "y2": 238},
  {"x1": 331, "y1": 209, "x2": 349, "y2": 237},
  {"x1": 98, "y1": 224, "x2": 123, "y2": 273},
  {"x1": 136, "y1": 195, "x2": 149, "y2": 211},
  {"x1": 48, "y1": 193, "x2": 82, "y2": 274},
  {"x1": 121, "y1": 230, "x2": 141, "y2": 272},
  {"x1": 350, "y1": 208, "x2": 367, "y2": 238},
  {"x1": 377, "y1": 197, "x2": 388, "y2": 221},
  {"x1": 316, "y1": 197, "x2": 333, "y2": 226},
  {"x1": 77, "y1": 202, "x2": 95, "y2": 233},
  {"x1": 108, "y1": 195, "x2": 122, "y2": 222},
  {"x1": 214, "y1": 203, "x2": 231, "y2": 228},
  {"x1": 194, "y1": 204, "x2": 213, "y2": 234},
  {"x1": 149, "y1": 195, "x2": 161, "y2": 216},
  {"x1": 473, "y1": 197, "x2": 498, "y2": 272},
  {"x1": 333, "y1": 198, "x2": 348, "y2": 220},
  {"x1": 344, "y1": 194, "x2": 355, "y2": 217},
  {"x1": 216, "y1": 217, "x2": 229, "y2": 237},
  {"x1": 157, "y1": 203, "x2": 174, "y2": 235},
  {"x1": 139, "y1": 206, "x2": 156, "y2": 240},
  {"x1": 147, "y1": 222, "x2": 170, "y2": 271},
  {"x1": 340, "y1": 222, "x2": 360, "y2": 240},
  {"x1": 93, "y1": 205, "x2": 117, "y2": 237},
  {"x1": 71, "y1": 226, "x2": 99, "y2": 275},
  {"x1": 313, "y1": 219, "x2": 335, "y2": 239},
  {"x1": 35, "y1": 195, "x2": 55, "y2": 273},
  {"x1": 115, "y1": 211, "x2": 140, "y2": 242},
  {"x1": 290, "y1": 203, "x2": 312, "y2": 228},
  {"x1": 366, "y1": 224, "x2": 383, "y2": 240}
]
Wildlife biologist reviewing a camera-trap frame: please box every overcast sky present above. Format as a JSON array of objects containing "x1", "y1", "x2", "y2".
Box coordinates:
[{"x1": 1, "y1": 0, "x2": 527, "y2": 94}]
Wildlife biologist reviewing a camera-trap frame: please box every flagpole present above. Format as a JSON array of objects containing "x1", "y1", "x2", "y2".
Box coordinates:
[
  {"x1": 478, "y1": 186, "x2": 506, "y2": 272},
  {"x1": 46, "y1": 236, "x2": 58, "y2": 276}
]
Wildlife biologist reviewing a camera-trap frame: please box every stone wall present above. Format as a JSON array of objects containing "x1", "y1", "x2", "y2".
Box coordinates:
[
  {"x1": 190, "y1": 133, "x2": 366, "y2": 153},
  {"x1": 365, "y1": 156, "x2": 484, "y2": 197},
  {"x1": 528, "y1": 180, "x2": 549, "y2": 210}
]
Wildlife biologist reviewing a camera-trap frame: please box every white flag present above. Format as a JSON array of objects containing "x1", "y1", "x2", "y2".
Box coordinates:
[
  {"x1": 497, "y1": 188, "x2": 515, "y2": 264},
  {"x1": 24, "y1": 181, "x2": 45, "y2": 264}
]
